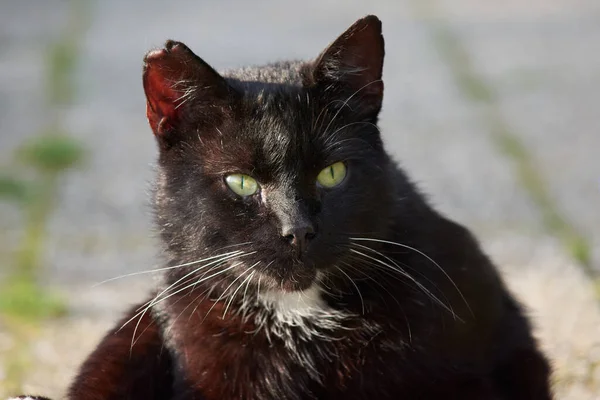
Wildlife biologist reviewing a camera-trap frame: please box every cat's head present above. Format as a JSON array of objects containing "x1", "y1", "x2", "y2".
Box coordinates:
[{"x1": 144, "y1": 16, "x2": 396, "y2": 293}]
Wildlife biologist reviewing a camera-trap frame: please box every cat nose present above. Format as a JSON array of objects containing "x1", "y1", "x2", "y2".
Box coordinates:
[{"x1": 281, "y1": 224, "x2": 316, "y2": 253}]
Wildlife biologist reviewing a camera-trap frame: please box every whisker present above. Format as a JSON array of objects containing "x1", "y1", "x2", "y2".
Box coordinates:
[
  {"x1": 152, "y1": 259, "x2": 250, "y2": 311},
  {"x1": 128, "y1": 259, "x2": 249, "y2": 351},
  {"x1": 322, "y1": 123, "x2": 379, "y2": 150},
  {"x1": 223, "y1": 265, "x2": 258, "y2": 319},
  {"x1": 339, "y1": 261, "x2": 395, "y2": 305},
  {"x1": 203, "y1": 263, "x2": 258, "y2": 322},
  {"x1": 131, "y1": 255, "x2": 240, "y2": 319},
  {"x1": 241, "y1": 270, "x2": 256, "y2": 320},
  {"x1": 349, "y1": 248, "x2": 460, "y2": 321},
  {"x1": 146, "y1": 252, "x2": 249, "y2": 310},
  {"x1": 339, "y1": 261, "x2": 412, "y2": 342},
  {"x1": 93, "y1": 246, "x2": 250, "y2": 287},
  {"x1": 349, "y1": 243, "x2": 453, "y2": 308},
  {"x1": 122, "y1": 251, "x2": 253, "y2": 346},
  {"x1": 128, "y1": 261, "x2": 231, "y2": 351},
  {"x1": 256, "y1": 275, "x2": 262, "y2": 297},
  {"x1": 334, "y1": 265, "x2": 365, "y2": 315},
  {"x1": 321, "y1": 79, "x2": 383, "y2": 138},
  {"x1": 350, "y1": 237, "x2": 473, "y2": 317},
  {"x1": 185, "y1": 276, "x2": 230, "y2": 327}
]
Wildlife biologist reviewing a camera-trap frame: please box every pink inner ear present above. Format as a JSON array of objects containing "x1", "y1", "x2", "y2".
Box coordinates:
[
  {"x1": 143, "y1": 43, "x2": 197, "y2": 136},
  {"x1": 145, "y1": 72, "x2": 176, "y2": 134},
  {"x1": 142, "y1": 41, "x2": 233, "y2": 138},
  {"x1": 143, "y1": 49, "x2": 184, "y2": 135}
]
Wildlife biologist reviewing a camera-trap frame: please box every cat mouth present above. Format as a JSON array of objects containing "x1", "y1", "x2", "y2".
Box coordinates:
[
  {"x1": 262, "y1": 262, "x2": 318, "y2": 292},
  {"x1": 281, "y1": 270, "x2": 317, "y2": 292}
]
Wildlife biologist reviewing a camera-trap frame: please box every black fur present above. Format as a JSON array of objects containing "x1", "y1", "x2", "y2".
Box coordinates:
[{"x1": 18, "y1": 15, "x2": 552, "y2": 400}]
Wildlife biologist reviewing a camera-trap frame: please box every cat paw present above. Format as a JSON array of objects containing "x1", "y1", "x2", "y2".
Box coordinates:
[{"x1": 6, "y1": 396, "x2": 52, "y2": 400}]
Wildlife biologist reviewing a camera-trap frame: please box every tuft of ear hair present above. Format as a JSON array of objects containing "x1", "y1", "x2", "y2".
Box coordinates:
[
  {"x1": 142, "y1": 41, "x2": 235, "y2": 148},
  {"x1": 309, "y1": 15, "x2": 385, "y2": 116}
]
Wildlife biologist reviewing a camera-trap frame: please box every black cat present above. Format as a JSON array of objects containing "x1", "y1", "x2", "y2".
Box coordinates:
[{"x1": 15, "y1": 15, "x2": 552, "y2": 400}]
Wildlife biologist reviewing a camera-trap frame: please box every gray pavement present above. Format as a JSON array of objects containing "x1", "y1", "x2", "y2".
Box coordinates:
[{"x1": 0, "y1": 1, "x2": 599, "y2": 398}]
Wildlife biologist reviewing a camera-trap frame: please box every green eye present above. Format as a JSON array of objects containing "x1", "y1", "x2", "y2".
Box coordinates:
[
  {"x1": 317, "y1": 162, "x2": 347, "y2": 188},
  {"x1": 225, "y1": 174, "x2": 259, "y2": 197}
]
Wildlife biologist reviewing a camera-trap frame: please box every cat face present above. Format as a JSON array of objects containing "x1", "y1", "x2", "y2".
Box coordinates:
[{"x1": 144, "y1": 16, "x2": 395, "y2": 292}]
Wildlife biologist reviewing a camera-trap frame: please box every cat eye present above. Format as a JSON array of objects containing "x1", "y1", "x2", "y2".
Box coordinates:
[
  {"x1": 316, "y1": 162, "x2": 347, "y2": 188},
  {"x1": 225, "y1": 174, "x2": 259, "y2": 197}
]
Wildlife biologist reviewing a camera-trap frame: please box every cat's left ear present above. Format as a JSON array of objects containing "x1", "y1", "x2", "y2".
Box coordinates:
[
  {"x1": 309, "y1": 15, "x2": 384, "y2": 116},
  {"x1": 143, "y1": 41, "x2": 236, "y2": 148}
]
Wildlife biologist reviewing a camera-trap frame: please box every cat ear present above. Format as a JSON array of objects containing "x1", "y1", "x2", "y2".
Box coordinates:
[
  {"x1": 310, "y1": 15, "x2": 384, "y2": 116},
  {"x1": 143, "y1": 41, "x2": 235, "y2": 146}
]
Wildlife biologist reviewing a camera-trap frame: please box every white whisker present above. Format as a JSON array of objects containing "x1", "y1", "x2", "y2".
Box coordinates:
[
  {"x1": 223, "y1": 266, "x2": 258, "y2": 319},
  {"x1": 334, "y1": 265, "x2": 365, "y2": 315},
  {"x1": 93, "y1": 247, "x2": 250, "y2": 287},
  {"x1": 349, "y1": 248, "x2": 460, "y2": 321},
  {"x1": 350, "y1": 237, "x2": 472, "y2": 317},
  {"x1": 203, "y1": 263, "x2": 258, "y2": 322},
  {"x1": 321, "y1": 79, "x2": 383, "y2": 138},
  {"x1": 121, "y1": 251, "x2": 254, "y2": 350},
  {"x1": 350, "y1": 243, "x2": 453, "y2": 309}
]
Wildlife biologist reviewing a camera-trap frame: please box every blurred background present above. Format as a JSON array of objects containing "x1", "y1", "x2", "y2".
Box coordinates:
[{"x1": 0, "y1": 0, "x2": 599, "y2": 398}]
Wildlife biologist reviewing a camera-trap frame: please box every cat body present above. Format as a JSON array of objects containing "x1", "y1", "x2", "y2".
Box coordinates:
[
  {"x1": 15, "y1": 15, "x2": 552, "y2": 400},
  {"x1": 70, "y1": 212, "x2": 548, "y2": 400}
]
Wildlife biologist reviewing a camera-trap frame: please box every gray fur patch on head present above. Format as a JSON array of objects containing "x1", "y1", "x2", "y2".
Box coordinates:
[{"x1": 221, "y1": 61, "x2": 305, "y2": 85}]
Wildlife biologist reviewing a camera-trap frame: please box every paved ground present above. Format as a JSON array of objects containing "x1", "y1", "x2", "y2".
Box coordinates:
[{"x1": 0, "y1": 0, "x2": 599, "y2": 398}]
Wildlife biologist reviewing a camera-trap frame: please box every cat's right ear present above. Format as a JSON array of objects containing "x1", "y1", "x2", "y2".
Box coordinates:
[
  {"x1": 143, "y1": 41, "x2": 236, "y2": 148},
  {"x1": 308, "y1": 15, "x2": 385, "y2": 117}
]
